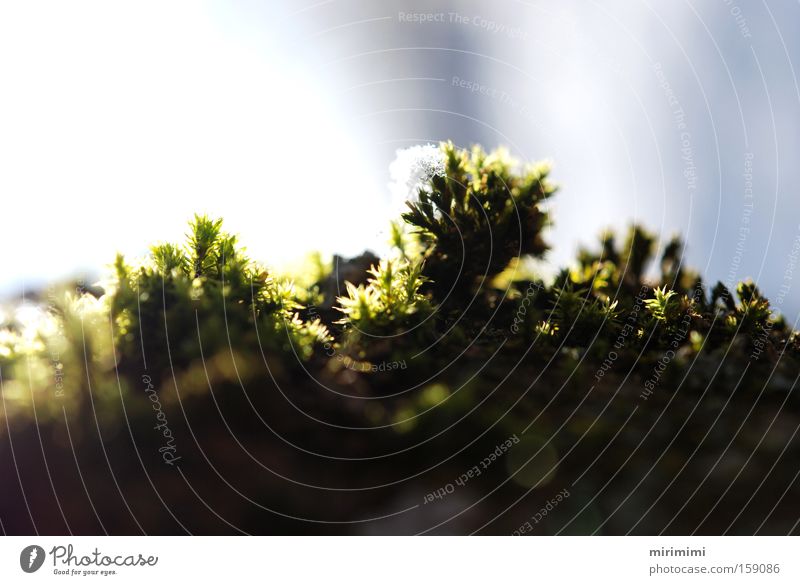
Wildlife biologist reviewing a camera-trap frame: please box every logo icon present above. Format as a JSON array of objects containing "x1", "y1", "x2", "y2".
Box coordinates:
[{"x1": 20, "y1": 545, "x2": 46, "y2": 573}]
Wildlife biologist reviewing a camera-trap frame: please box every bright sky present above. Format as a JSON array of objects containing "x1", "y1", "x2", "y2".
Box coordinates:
[
  {"x1": 2, "y1": 1, "x2": 798, "y2": 322},
  {"x1": 0, "y1": 1, "x2": 385, "y2": 294}
]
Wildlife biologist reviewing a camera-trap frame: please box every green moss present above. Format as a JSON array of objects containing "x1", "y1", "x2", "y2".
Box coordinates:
[{"x1": 1, "y1": 143, "x2": 797, "y2": 423}]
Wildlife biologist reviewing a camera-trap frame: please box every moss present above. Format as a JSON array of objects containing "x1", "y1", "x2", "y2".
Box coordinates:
[
  {"x1": 0, "y1": 143, "x2": 798, "y2": 534},
  {"x1": 3, "y1": 143, "x2": 797, "y2": 420}
]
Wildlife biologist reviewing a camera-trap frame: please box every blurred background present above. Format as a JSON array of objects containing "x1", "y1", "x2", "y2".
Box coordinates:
[{"x1": 1, "y1": 0, "x2": 799, "y2": 320}]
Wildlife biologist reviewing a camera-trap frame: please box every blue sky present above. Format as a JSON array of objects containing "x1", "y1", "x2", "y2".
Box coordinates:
[{"x1": 1, "y1": 0, "x2": 798, "y2": 319}]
